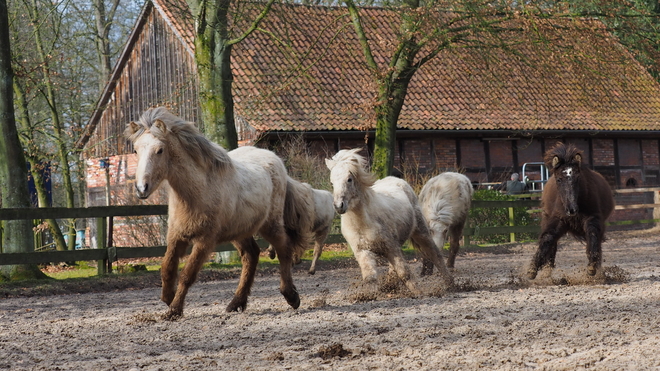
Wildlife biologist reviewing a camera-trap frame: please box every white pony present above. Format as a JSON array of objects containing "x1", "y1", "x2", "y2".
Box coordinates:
[
  {"x1": 125, "y1": 107, "x2": 314, "y2": 319},
  {"x1": 325, "y1": 149, "x2": 453, "y2": 293},
  {"x1": 418, "y1": 172, "x2": 473, "y2": 271},
  {"x1": 305, "y1": 186, "x2": 335, "y2": 275},
  {"x1": 267, "y1": 184, "x2": 336, "y2": 275}
]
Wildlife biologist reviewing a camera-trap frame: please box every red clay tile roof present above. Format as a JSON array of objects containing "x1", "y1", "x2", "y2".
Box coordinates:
[{"x1": 154, "y1": 0, "x2": 660, "y2": 133}]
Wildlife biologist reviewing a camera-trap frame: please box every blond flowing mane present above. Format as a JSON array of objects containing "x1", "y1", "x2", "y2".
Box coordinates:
[
  {"x1": 331, "y1": 148, "x2": 377, "y2": 188},
  {"x1": 126, "y1": 107, "x2": 231, "y2": 172}
]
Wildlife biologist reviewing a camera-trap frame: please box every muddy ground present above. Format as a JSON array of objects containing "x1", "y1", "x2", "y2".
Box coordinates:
[{"x1": 1, "y1": 229, "x2": 659, "y2": 370}]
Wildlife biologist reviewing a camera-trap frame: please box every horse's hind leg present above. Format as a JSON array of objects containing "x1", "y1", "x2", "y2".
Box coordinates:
[
  {"x1": 309, "y1": 227, "x2": 329, "y2": 275},
  {"x1": 161, "y1": 238, "x2": 189, "y2": 307},
  {"x1": 411, "y1": 233, "x2": 453, "y2": 287},
  {"x1": 165, "y1": 239, "x2": 214, "y2": 319},
  {"x1": 421, "y1": 230, "x2": 446, "y2": 276},
  {"x1": 585, "y1": 217, "x2": 604, "y2": 276},
  {"x1": 226, "y1": 237, "x2": 261, "y2": 312},
  {"x1": 308, "y1": 241, "x2": 322, "y2": 275},
  {"x1": 446, "y1": 225, "x2": 463, "y2": 269}
]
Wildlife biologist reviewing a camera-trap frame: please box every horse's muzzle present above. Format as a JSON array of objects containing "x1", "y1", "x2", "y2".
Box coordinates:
[
  {"x1": 334, "y1": 201, "x2": 347, "y2": 214},
  {"x1": 135, "y1": 183, "x2": 150, "y2": 199}
]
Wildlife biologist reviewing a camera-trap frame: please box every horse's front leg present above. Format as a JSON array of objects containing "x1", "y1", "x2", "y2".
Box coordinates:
[
  {"x1": 529, "y1": 220, "x2": 566, "y2": 279},
  {"x1": 161, "y1": 238, "x2": 189, "y2": 307},
  {"x1": 585, "y1": 217, "x2": 604, "y2": 276},
  {"x1": 226, "y1": 237, "x2": 261, "y2": 312},
  {"x1": 165, "y1": 238, "x2": 214, "y2": 320},
  {"x1": 385, "y1": 249, "x2": 420, "y2": 296}
]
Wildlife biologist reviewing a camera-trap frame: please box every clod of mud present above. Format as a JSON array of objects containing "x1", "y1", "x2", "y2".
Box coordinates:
[
  {"x1": 315, "y1": 343, "x2": 351, "y2": 360},
  {"x1": 129, "y1": 312, "x2": 158, "y2": 324},
  {"x1": 264, "y1": 352, "x2": 284, "y2": 361},
  {"x1": 603, "y1": 265, "x2": 631, "y2": 283},
  {"x1": 309, "y1": 289, "x2": 329, "y2": 308},
  {"x1": 349, "y1": 290, "x2": 377, "y2": 303}
]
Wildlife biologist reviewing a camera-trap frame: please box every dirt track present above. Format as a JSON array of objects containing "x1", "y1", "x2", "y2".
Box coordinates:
[{"x1": 1, "y1": 229, "x2": 660, "y2": 370}]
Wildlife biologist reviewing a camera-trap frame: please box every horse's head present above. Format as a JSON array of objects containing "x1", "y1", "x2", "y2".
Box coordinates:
[
  {"x1": 325, "y1": 149, "x2": 374, "y2": 214},
  {"x1": 125, "y1": 116, "x2": 170, "y2": 200},
  {"x1": 546, "y1": 143, "x2": 583, "y2": 216}
]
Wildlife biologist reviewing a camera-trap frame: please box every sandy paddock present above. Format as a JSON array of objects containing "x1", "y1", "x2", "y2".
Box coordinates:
[{"x1": 1, "y1": 229, "x2": 659, "y2": 370}]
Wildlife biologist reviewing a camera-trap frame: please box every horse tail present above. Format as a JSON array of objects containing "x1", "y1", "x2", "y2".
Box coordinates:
[
  {"x1": 428, "y1": 199, "x2": 455, "y2": 230},
  {"x1": 283, "y1": 177, "x2": 315, "y2": 258}
]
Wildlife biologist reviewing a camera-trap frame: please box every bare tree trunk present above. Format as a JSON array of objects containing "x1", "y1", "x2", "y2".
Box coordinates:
[
  {"x1": 0, "y1": 0, "x2": 47, "y2": 280},
  {"x1": 26, "y1": 0, "x2": 77, "y2": 250},
  {"x1": 13, "y1": 81, "x2": 68, "y2": 252},
  {"x1": 345, "y1": 0, "x2": 420, "y2": 178},
  {"x1": 92, "y1": 0, "x2": 120, "y2": 91}
]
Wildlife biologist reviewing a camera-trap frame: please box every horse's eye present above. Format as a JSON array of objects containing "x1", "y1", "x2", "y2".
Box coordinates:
[
  {"x1": 133, "y1": 150, "x2": 137, "y2": 154},
  {"x1": 347, "y1": 177, "x2": 353, "y2": 183},
  {"x1": 556, "y1": 178, "x2": 562, "y2": 184},
  {"x1": 156, "y1": 148, "x2": 163, "y2": 155}
]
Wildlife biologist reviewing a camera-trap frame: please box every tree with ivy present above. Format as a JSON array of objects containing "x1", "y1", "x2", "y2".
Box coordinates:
[{"x1": 0, "y1": 0, "x2": 47, "y2": 280}]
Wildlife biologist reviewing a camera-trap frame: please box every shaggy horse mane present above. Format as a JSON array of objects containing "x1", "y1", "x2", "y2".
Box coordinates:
[
  {"x1": 544, "y1": 142, "x2": 582, "y2": 169},
  {"x1": 126, "y1": 107, "x2": 231, "y2": 172},
  {"x1": 331, "y1": 148, "x2": 377, "y2": 188}
]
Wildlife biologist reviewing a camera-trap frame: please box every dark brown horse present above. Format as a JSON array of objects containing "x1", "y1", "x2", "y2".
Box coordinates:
[{"x1": 527, "y1": 143, "x2": 614, "y2": 279}]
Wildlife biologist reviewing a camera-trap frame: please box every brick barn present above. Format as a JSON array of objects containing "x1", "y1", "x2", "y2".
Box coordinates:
[{"x1": 78, "y1": 0, "x2": 660, "y2": 244}]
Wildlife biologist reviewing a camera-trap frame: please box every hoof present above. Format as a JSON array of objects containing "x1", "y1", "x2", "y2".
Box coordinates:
[
  {"x1": 587, "y1": 264, "x2": 598, "y2": 276},
  {"x1": 268, "y1": 248, "x2": 276, "y2": 260},
  {"x1": 527, "y1": 268, "x2": 538, "y2": 280},
  {"x1": 420, "y1": 266, "x2": 434, "y2": 277},
  {"x1": 163, "y1": 308, "x2": 182, "y2": 321},
  {"x1": 161, "y1": 292, "x2": 175, "y2": 306},
  {"x1": 282, "y1": 287, "x2": 300, "y2": 309},
  {"x1": 308, "y1": 269, "x2": 316, "y2": 275},
  {"x1": 226, "y1": 297, "x2": 247, "y2": 312}
]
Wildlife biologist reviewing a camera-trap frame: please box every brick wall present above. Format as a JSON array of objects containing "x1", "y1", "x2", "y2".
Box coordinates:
[
  {"x1": 592, "y1": 139, "x2": 615, "y2": 166},
  {"x1": 432, "y1": 138, "x2": 457, "y2": 170},
  {"x1": 642, "y1": 140, "x2": 659, "y2": 166},
  {"x1": 402, "y1": 139, "x2": 432, "y2": 173},
  {"x1": 618, "y1": 139, "x2": 641, "y2": 167},
  {"x1": 460, "y1": 139, "x2": 486, "y2": 168},
  {"x1": 517, "y1": 138, "x2": 544, "y2": 166},
  {"x1": 489, "y1": 141, "x2": 513, "y2": 168}
]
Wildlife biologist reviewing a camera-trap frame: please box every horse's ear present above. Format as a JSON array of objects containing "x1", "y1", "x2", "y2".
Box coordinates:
[
  {"x1": 153, "y1": 119, "x2": 168, "y2": 135},
  {"x1": 129, "y1": 122, "x2": 140, "y2": 134},
  {"x1": 325, "y1": 158, "x2": 336, "y2": 170},
  {"x1": 552, "y1": 156, "x2": 560, "y2": 169},
  {"x1": 574, "y1": 154, "x2": 582, "y2": 165}
]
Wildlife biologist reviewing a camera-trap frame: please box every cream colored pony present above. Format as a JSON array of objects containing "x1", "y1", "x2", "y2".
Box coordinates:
[
  {"x1": 325, "y1": 149, "x2": 453, "y2": 293},
  {"x1": 418, "y1": 172, "x2": 473, "y2": 271},
  {"x1": 267, "y1": 184, "x2": 335, "y2": 275},
  {"x1": 125, "y1": 107, "x2": 313, "y2": 319}
]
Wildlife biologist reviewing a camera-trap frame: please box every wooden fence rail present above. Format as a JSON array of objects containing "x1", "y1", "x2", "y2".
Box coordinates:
[{"x1": 0, "y1": 191, "x2": 658, "y2": 274}]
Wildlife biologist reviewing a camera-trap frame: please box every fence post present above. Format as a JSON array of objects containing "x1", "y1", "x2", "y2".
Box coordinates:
[
  {"x1": 96, "y1": 216, "x2": 108, "y2": 275},
  {"x1": 508, "y1": 206, "x2": 515, "y2": 243}
]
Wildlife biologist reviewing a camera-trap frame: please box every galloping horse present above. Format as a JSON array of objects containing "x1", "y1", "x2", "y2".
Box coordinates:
[
  {"x1": 527, "y1": 142, "x2": 614, "y2": 279},
  {"x1": 326, "y1": 149, "x2": 453, "y2": 293},
  {"x1": 125, "y1": 107, "x2": 314, "y2": 319},
  {"x1": 418, "y1": 172, "x2": 473, "y2": 272},
  {"x1": 267, "y1": 184, "x2": 335, "y2": 275}
]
